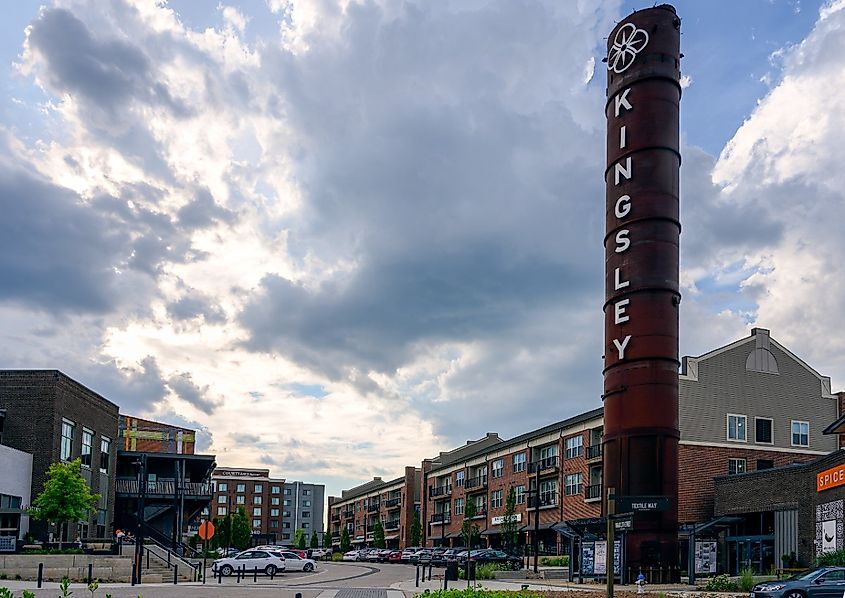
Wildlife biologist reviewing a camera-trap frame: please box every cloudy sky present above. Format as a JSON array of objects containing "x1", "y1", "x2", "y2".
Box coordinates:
[{"x1": 1, "y1": 0, "x2": 842, "y2": 497}]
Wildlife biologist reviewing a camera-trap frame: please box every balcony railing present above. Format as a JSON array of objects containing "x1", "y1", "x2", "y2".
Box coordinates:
[
  {"x1": 384, "y1": 497, "x2": 401, "y2": 509},
  {"x1": 586, "y1": 444, "x2": 603, "y2": 460},
  {"x1": 430, "y1": 512, "x2": 451, "y2": 524},
  {"x1": 331, "y1": 514, "x2": 341, "y2": 523},
  {"x1": 528, "y1": 493, "x2": 558, "y2": 509},
  {"x1": 384, "y1": 519, "x2": 400, "y2": 530},
  {"x1": 366, "y1": 503, "x2": 380, "y2": 513},
  {"x1": 585, "y1": 484, "x2": 602, "y2": 500},
  {"x1": 429, "y1": 485, "x2": 452, "y2": 498},
  {"x1": 464, "y1": 475, "x2": 487, "y2": 491},
  {"x1": 116, "y1": 478, "x2": 212, "y2": 497},
  {"x1": 469, "y1": 507, "x2": 487, "y2": 519},
  {"x1": 528, "y1": 455, "x2": 560, "y2": 474}
]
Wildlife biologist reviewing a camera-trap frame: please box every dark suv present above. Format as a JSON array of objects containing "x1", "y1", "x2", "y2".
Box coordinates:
[{"x1": 751, "y1": 567, "x2": 845, "y2": 598}]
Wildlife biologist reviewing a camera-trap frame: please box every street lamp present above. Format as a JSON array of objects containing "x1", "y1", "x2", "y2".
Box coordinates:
[{"x1": 525, "y1": 460, "x2": 541, "y2": 573}]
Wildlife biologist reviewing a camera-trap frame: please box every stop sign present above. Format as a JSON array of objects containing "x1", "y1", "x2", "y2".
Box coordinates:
[{"x1": 198, "y1": 521, "x2": 215, "y2": 540}]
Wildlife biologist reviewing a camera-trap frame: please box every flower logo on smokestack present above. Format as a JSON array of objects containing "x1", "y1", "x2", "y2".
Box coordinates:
[{"x1": 607, "y1": 23, "x2": 649, "y2": 74}]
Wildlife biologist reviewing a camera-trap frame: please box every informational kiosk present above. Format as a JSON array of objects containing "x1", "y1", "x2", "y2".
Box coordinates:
[{"x1": 602, "y1": 4, "x2": 682, "y2": 580}]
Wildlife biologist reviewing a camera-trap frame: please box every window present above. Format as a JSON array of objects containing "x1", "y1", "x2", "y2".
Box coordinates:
[
  {"x1": 491, "y1": 490, "x2": 503, "y2": 508},
  {"x1": 61, "y1": 419, "x2": 75, "y2": 461},
  {"x1": 236, "y1": 496, "x2": 245, "y2": 504},
  {"x1": 454, "y1": 498, "x2": 464, "y2": 515},
  {"x1": 303, "y1": 522, "x2": 310, "y2": 529},
  {"x1": 254, "y1": 496, "x2": 262, "y2": 505},
  {"x1": 218, "y1": 483, "x2": 228, "y2": 492},
  {"x1": 284, "y1": 488, "x2": 292, "y2": 495},
  {"x1": 81, "y1": 429, "x2": 93, "y2": 467},
  {"x1": 474, "y1": 495, "x2": 486, "y2": 511},
  {"x1": 455, "y1": 471, "x2": 465, "y2": 487},
  {"x1": 491, "y1": 459, "x2": 504, "y2": 478},
  {"x1": 253, "y1": 507, "x2": 262, "y2": 516},
  {"x1": 283, "y1": 533, "x2": 291, "y2": 540},
  {"x1": 283, "y1": 499, "x2": 292, "y2": 507},
  {"x1": 218, "y1": 495, "x2": 227, "y2": 504},
  {"x1": 236, "y1": 484, "x2": 246, "y2": 493},
  {"x1": 270, "y1": 520, "x2": 279, "y2": 529},
  {"x1": 303, "y1": 500, "x2": 311, "y2": 507},
  {"x1": 303, "y1": 489, "x2": 311, "y2": 496},
  {"x1": 512, "y1": 453, "x2": 526, "y2": 473},
  {"x1": 727, "y1": 414, "x2": 747, "y2": 442},
  {"x1": 100, "y1": 436, "x2": 111, "y2": 473},
  {"x1": 217, "y1": 507, "x2": 227, "y2": 516},
  {"x1": 564, "y1": 436, "x2": 582, "y2": 459},
  {"x1": 755, "y1": 418, "x2": 773, "y2": 444},
  {"x1": 302, "y1": 511, "x2": 310, "y2": 518},
  {"x1": 271, "y1": 497, "x2": 280, "y2": 506},
  {"x1": 515, "y1": 485, "x2": 525, "y2": 504},
  {"x1": 728, "y1": 458, "x2": 746, "y2": 475},
  {"x1": 271, "y1": 508, "x2": 279, "y2": 517},
  {"x1": 253, "y1": 519, "x2": 261, "y2": 528},
  {"x1": 792, "y1": 421, "x2": 809, "y2": 447},
  {"x1": 254, "y1": 484, "x2": 263, "y2": 493},
  {"x1": 283, "y1": 511, "x2": 291, "y2": 518},
  {"x1": 271, "y1": 486, "x2": 280, "y2": 494},
  {"x1": 565, "y1": 473, "x2": 582, "y2": 496},
  {"x1": 540, "y1": 479, "x2": 557, "y2": 504},
  {"x1": 757, "y1": 459, "x2": 774, "y2": 470},
  {"x1": 283, "y1": 522, "x2": 291, "y2": 529},
  {"x1": 202, "y1": 507, "x2": 209, "y2": 515}
]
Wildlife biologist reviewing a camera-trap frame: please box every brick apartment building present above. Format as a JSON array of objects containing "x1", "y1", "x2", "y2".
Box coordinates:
[
  {"x1": 0, "y1": 371, "x2": 119, "y2": 542},
  {"x1": 332, "y1": 329, "x2": 841, "y2": 568},
  {"x1": 329, "y1": 466, "x2": 421, "y2": 549},
  {"x1": 211, "y1": 468, "x2": 285, "y2": 542}
]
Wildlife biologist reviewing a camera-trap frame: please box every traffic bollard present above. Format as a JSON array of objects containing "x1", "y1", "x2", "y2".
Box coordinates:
[
  {"x1": 254, "y1": 566, "x2": 258, "y2": 583},
  {"x1": 174, "y1": 565, "x2": 178, "y2": 584},
  {"x1": 87, "y1": 563, "x2": 93, "y2": 584},
  {"x1": 429, "y1": 564, "x2": 432, "y2": 581},
  {"x1": 416, "y1": 565, "x2": 420, "y2": 587},
  {"x1": 37, "y1": 563, "x2": 43, "y2": 588},
  {"x1": 237, "y1": 565, "x2": 242, "y2": 583}
]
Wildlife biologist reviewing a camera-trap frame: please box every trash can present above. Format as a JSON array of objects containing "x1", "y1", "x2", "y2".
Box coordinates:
[
  {"x1": 445, "y1": 561, "x2": 459, "y2": 581},
  {"x1": 467, "y1": 561, "x2": 476, "y2": 581}
]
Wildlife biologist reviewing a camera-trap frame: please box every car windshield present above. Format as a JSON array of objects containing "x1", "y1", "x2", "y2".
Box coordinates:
[{"x1": 787, "y1": 569, "x2": 824, "y2": 581}]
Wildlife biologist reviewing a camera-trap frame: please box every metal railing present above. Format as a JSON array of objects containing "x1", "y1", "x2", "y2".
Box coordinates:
[
  {"x1": 366, "y1": 503, "x2": 380, "y2": 513},
  {"x1": 464, "y1": 475, "x2": 487, "y2": 490},
  {"x1": 429, "y1": 485, "x2": 451, "y2": 498},
  {"x1": 586, "y1": 444, "x2": 603, "y2": 460},
  {"x1": 585, "y1": 484, "x2": 602, "y2": 500},
  {"x1": 384, "y1": 519, "x2": 400, "y2": 530},
  {"x1": 528, "y1": 493, "x2": 558, "y2": 508},
  {"x1": 384, "y1": 497, "x2": 401, "y2": 509},
  {"x1": 115, "y1": 479, "x2": 212, "y2": 497},
  {"x1": 469, "y1": 507, "x2": 487, "y2": 519},
  {"x1": 429, "y1": 512, "x2": 451, "y2": 524},
  {"x1": 528, "y1": 456, "x2": 560, "y2": 473}
]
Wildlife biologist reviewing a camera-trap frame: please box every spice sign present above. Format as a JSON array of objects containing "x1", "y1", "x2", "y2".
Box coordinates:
[{"x1": 817, "y1": 464, "x2": 845, "y2": 492}]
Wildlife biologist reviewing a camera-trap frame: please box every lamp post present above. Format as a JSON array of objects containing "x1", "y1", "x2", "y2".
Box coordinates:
[
  {"x1": 525, "y1": 459, "x2": 541, "y2": 573},
  {"x1": 132, "y1": 455, "x2": 147, "y2": 585}
]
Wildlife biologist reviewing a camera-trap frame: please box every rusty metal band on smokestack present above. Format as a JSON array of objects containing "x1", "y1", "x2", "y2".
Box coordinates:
[{"x1": 603, "y1": 5, "x2": 681, "y2": 570}]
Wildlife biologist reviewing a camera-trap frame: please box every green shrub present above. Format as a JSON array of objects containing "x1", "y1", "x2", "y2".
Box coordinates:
[
  {"x1": 539, "y1": 556, "x2": 569, "y2": 567},
  {"x1": 421, "y1": 590, "x2": 541, "y2": 598},
  {"x1": 816, "y1": 549, "x2": 845, "y2": 567},
  {"x1": 332, "y1": 552, "x2": 345, "y2": 561},
  {"x1": 703, "y1": 573, "x2": 739, "y2": 592},
  {"x1": 739, "y1": 567, "x2": 755, "y2": 592}
]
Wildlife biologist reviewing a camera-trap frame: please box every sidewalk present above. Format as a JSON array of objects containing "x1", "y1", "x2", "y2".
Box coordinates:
[{"x1": 393, "y1": 576, "x2": 700, "y2": 595}]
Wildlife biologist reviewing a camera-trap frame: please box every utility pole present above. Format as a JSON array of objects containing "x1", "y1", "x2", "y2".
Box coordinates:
[{"x1": 606, "y1": 487, "x2": 615, "y2": 598}]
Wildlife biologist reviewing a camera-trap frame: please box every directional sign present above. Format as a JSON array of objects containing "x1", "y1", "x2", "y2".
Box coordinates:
[
  {"x1": 616, "y1": 495, "x2": 671, "y2": 513},
  {"x1": 614, "y1": 516, "x2": 633, "y2": 531}
]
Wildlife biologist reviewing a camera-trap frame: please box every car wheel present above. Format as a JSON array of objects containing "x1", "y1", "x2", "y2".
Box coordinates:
[
  {"x1": 265, "y1": 565, "x2": 277, "y2": 576},
  {"x1": 304, "y1": 563, "x2": 315, "y2": 572},
  {"x1": 220, "y1": 564, "x2": 233, "y2": 577},
  {"x1": 784, "y1": 592, "x2": 805, "y2": 598}
]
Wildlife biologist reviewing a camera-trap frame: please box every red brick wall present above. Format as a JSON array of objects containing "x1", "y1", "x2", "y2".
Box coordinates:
[{"x1": 678, "y1": 444, "x2": 816, "y2": 523}]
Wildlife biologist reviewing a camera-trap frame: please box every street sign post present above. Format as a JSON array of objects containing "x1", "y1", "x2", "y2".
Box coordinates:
[{"x1": 198, "y1": 521, "x2": 215, "y2": 584}]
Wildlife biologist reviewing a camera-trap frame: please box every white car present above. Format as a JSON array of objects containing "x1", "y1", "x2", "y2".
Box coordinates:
[
  {"x1": 212, "y1": 549, "x2": 285, "y2": 576},
  {"x1": 310, "y1": 548, "x2": 332, "y2": 558},
  {"x1": 343, "y1": 550, "x2": 361, "y2": 561},
  {"x1": 275, "y1": 550, "x2": 317, "y2": 572}
]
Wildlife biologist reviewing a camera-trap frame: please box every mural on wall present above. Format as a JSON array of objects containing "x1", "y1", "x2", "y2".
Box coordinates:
[{"x1": 815, "y1": 499, "x2": 844, "y2": 555}]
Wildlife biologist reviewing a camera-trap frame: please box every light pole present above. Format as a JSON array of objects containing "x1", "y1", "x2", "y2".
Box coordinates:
[{"x1": 525, "y1": 461, "x2": 541, "y2": 573}]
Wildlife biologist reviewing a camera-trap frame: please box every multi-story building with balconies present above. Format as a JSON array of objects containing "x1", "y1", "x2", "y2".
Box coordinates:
[{"x1": 211, "y1": 468, "x2": 285, "y2": 544}]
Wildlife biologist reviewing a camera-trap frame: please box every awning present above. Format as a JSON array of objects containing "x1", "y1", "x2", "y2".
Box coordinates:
[
  {"x1": 480, "y1": 529, "x2": 497, "y2": 536},
  {"x1": 384, "y1": 535, "x2": 399, "y2": 540},
  {"x1": 519, "y1": 520, "x2": 560, "y2": 531},
  {"x1": 446, "y1": 531, "x2": 464, "y2": 539}
]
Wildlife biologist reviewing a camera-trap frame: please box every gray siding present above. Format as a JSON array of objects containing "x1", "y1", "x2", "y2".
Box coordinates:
[{"x1": 680, "y1": 330, "x2": 837, "y2": 453}]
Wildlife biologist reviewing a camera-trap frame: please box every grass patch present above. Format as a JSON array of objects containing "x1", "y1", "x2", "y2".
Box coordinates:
[
  {"x1": 422, "y1": 590, "x2": 541, "y2": 598},
  {"x1": 539, "y1": 556, "x2": 569, "y2": 567}
]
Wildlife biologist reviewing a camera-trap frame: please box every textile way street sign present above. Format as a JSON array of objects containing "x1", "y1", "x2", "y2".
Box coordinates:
[{"x1": 616, "y1": 496, "x2": 671, "y2": 512}]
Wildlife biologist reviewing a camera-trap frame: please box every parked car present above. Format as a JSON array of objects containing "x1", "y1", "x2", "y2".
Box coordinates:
[
  {"x1": 342, "y1": 550, "x2": 361, "y2": 561},
  {"x1": 274, "y1": 550, "x2": 317, "y2": 572},
  {"x1": 387, "y1": 550, "x2": 403, "y2": 563},
  {"x1": 471, "y1": 549, "x2": 522, "y2": 570},
  {"x1": 401, "y1": 547, "x2": 421, "y2": 563},
  {"x1": 310, "y1": 548, "x2": 332, "y2": 559},
  {"x1": 364, "y1": 549, "x2": 382, "y2": 562},
  {"x1": 412, "y1": 549, "x2": 433, "y2": 564},
  {"x1": 215, "y1": 547, "x2": 239, "y2": 558},
  {"x1": 212, "y1": 549, "x2": 286, "y2": 576},
  {"x1": 751, "y1": 567, "x2": 845, "y2": 598}
]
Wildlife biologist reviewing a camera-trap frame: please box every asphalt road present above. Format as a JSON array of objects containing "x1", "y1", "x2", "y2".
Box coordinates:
[{"x1": 0, "y1": 561, "x2": 421, "y2": 598}]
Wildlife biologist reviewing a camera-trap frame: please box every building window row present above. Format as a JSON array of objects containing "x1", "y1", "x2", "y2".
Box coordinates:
[
  {"x1": 60, "y1": 418, "x2": 111, "y2": 473},
  {"x1": 727, "y1": 414, "x2": 809, "y2": 447}
]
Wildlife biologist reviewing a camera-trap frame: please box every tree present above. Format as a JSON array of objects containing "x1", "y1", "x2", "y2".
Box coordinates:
[
  {"x1": 218, "y1": 514, "x2": 233, "y2": 550},
  {"x1": 323, "y1": 529, "x2": 334, "y2": 550},
  {"x1": 294, "y1": 528, "x2": 307, "y2": 549},
  {"x1": 461, "y1": 499, "x2": 480, "y2": 550},
  {"x1": 231, "y1": 507, "x2": 252, "y2": 550},
  {"x1": 502, "y1": 486, "x2": 519, "y2": 554},
  {"x1": 28, "y1": 459, "x2": 99, "y2": 548},
  {"x1": 410, "y1": 510, "x2": 422, "y2": 546},
  {"x1": 372, "y1": 520, "x2": 385, "y2": 548},
  {"x1": 310, "y1": 530, "x2": 319, "y2": 549},
  {"x1": 340, "y1": 527, "x2": 351, "y2": 552}
]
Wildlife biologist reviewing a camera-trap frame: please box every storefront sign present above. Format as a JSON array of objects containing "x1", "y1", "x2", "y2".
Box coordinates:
[
  {"x1": 491, "y1": 513, "x2": 522, "y2": 526},
  {"x1": 616, "y1": 495, "x2": 671, "y2": 512},
  {"x1": 817, "y1": 464, "x2": 845, "y2": 492}
]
